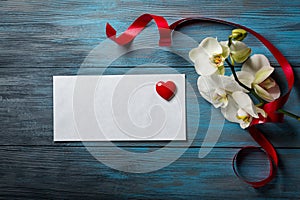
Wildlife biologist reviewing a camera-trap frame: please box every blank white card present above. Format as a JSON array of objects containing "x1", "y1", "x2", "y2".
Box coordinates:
[{"x1": 53, "y1": 74, "x2": 186, "y2": 141}]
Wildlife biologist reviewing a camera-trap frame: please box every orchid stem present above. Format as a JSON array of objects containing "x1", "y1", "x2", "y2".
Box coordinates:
[
  {"x1": 225, "y1": 59, "x2": 266, "y2": 105},
  {"x1": 278, "y1": 109, "x2": 300, "y2": 121},
  {"x1": 225, "y1": 59, "x2": 250, "y2": 91}
]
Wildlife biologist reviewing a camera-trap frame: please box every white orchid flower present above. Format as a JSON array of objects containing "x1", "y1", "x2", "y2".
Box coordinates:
[
  {"x1": 221, "y1": 91, "x2": 266, "y2": 129},
  {"x1": 197, "y1": 74, "x2": 243, "y2": 108},
  {"x1": 220, "y1": 40, "x2": 251, "y2": 64},
  {"x1": 235, "y1": 54, "x2": 280, "y2": 102},
  {"x1": 189, "y1": 37, "x2": 230, "y2": 76}
]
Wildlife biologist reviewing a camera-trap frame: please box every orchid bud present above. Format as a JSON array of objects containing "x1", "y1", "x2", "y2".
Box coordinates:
[{"x1": 231, "y1": 29, "x2": 248, "y2": 41}]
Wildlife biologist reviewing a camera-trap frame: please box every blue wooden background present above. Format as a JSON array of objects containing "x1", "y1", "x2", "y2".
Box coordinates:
[{"x1": 1, "y1": 0, "x2": 300, "y2": 199}]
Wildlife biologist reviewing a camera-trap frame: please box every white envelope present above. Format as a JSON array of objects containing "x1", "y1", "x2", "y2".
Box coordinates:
[{"x1": 53, "y1": 74, "x2": 186, "y2": 141}]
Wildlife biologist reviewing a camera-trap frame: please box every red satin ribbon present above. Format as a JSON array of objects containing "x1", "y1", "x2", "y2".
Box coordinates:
[
  {"x1": 106, "y1": 14, "x2": 294, "y2": 188},
  {"x1": 106, "y1": 14, "x2": 171, "y2": 46}
]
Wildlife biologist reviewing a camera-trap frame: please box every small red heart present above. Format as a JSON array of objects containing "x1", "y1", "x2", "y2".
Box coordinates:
[{"x1": 156, "y1": 81, "x2": 176, "y2": 101}]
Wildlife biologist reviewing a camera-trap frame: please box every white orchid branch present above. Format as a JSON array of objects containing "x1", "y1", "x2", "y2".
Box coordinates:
[
  {"x1": 189, "y1": 28, "x2": 300, "y2": 127},
  {"x1": 226, "y1": 53, "x2": 300, "y2": 121}
]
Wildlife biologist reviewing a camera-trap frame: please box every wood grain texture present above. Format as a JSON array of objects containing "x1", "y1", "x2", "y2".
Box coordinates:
[
  {"x1": 0, "y1": 0, "x2": 299, "y2": 68},
  {"x1": 0, "y1": 147, "x2": 299, "y2": 199},
  {"x1": 0, "y1": 0, "x2": 300, "y2": 199}
]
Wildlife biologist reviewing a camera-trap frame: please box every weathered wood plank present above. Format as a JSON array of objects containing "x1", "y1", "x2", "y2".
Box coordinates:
[
  {"x1": 0, "y1": 67, "x2": 299, "y2": 147},
  {"x1": 0, "y1": 146, "x2": 299, "y2": 199},
  {"x1": 1, "y1": 1, "x2": 299, "y2": 198},
  {"x1": 0, "y1": 0, "x2": 299, "y2": 68}
]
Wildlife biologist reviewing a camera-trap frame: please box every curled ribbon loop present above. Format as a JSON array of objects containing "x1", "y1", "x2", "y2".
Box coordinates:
[
  {"x1": 106, "y1": 13, "x2": 171, "y2": 46},
  {"x1": 106, "y1": 14, "x2": 294, "y2": 188},
  {"x1": 232, "y1": 126, "x2": 278, "y2": 188}
]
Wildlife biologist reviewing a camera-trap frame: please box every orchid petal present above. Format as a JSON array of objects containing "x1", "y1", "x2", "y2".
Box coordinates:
[
  {"x1": 231, "y1": 47, "x2": 252, "y2": 63},
  {"x1": 221, "y1": 97, "x2": 240, "y2": 123},
  {"x1": 232, "y1": 91, "x2": 258, "y2": 118},
  {"x1": 198, "y1": 90, "x2": 224, "y2": 109},
  {"x1": 197, "y1": 75, "x2": 242, "y2": 108},
  {"x1": 235, "y1": 71, "x2": 255, "y2": 89},
  {"x1": 242, "y1": 54, "x2": 271, "y2": 75},
  {"x1": 253, "y1": 84, "x2": 275, "y2": 102},
  {"x1": 219, "y1": 41, "x2": 230, "y2": 58},
  {"x1": 256, "y1": 107, "x2": 267, "y2": 118},
  {"x1": 194, "y1": 56, "x2": 217, "y2": 76},
  {"x1": 236, "y1": 108, "x2": 252, "y2": 128},
  {"x1": 230, "y1": 40, "x2": 248, "y2": 51},
  {"x1": 240, "y1": 120, "x2": 251, "y2": 129},
  {"x1": 253, "y1": 66, "x2": 274, "y2": 84},
  {"x1": 210, "y1": 75, "x2": 243, "y2": 92},
  {"x1": 260, "y1": 77, "x2": 276, "y2": 89},
  {"x1": 212, "y1": 88, "x2": 229, "y2": 108},
  {"x1": 230, "y1": 41, "x2": 252, "y2": 63},
  {"x1": 217, "y1": 66, "x2": 225, "y2": 75},
  {"x1": 197, "y1": 75, "x2": 228, "y2": 108},
  {"x1": 197, "y1": 75, "x2": 220, "y2": 107},
  {"x1": 198, "y1": 75, "x2": 249, "y2": 97},
  {"x1": 266, "y1": 81, "x2": 281, "y2": 100},
  {"x1": 189, "y1": 47, "x2": 203, "y2": 63},
  {"x1": 199, "y1": 91, "x2": 216, "y2": 107},
  {"x1": 199, "y1": 37, "x2": 223, "y2": 55},
  {"x1": 197, "y1": 75, "x2": 216, "y2": 94}
]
